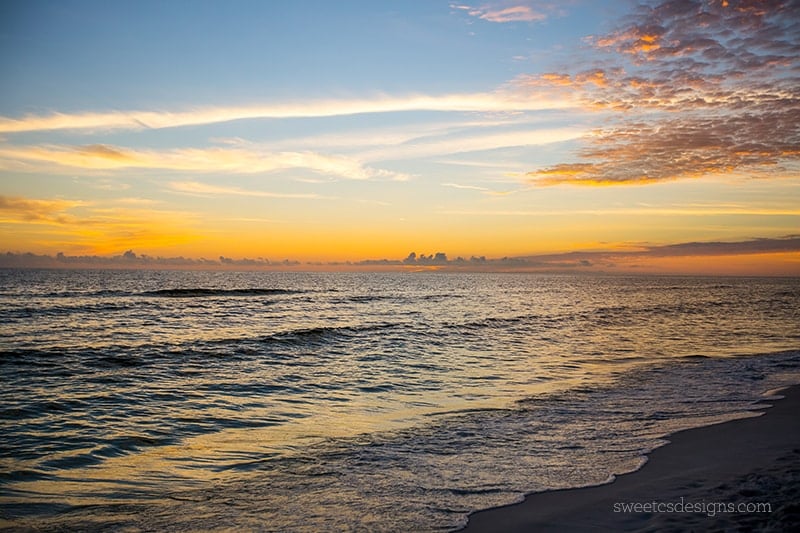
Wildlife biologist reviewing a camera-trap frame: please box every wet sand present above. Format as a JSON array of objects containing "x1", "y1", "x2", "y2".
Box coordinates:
[{"x1": 462, "y1": 385, "x2": 800, "y2": 532}]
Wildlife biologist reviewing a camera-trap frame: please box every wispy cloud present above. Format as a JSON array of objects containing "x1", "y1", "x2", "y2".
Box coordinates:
[
  {"x1": 473, "y1": 5, "x2": 546, "y2": 23},
  {"x1": 442, "y1": 182, "x2": 490, "y2": 191},
  {"x1": 0, "y1": 194, "x2": 200, "y2": 254},
  {"x1": 453, "y1": 2, "x2": 553, "y2": 23},
  {"x1": 250, "y1": 115, "x2": 542, "y2": 154},
  {"x1": 0, "y1": 195, "x2": 194, "y2": 227},
  {"x1": 440, "y1": 204, "x2": 800, "y2": 217},
  {"x1": 0, "y1": 195, "x2": 87, "y2": 224},
  {"x1": 109, "y1": 197, "x2": 162, "y2": 206},
  {"x1": 522, "y1": 0, "x2": 800, "y2": 185},
  {"x1": 434, "y1": 158, "x2": 522, "y2": 169},
  {"x1": 359, "y1": 126, "x2": 586, "y2": 161},
  {"x1": 0, "y1": 92, "x2": 577, "y2": 134},
  {"x1": 0, "y1": 143, "x2": 412, "y2": 181},
  {"x1": 168, "y1": 181, "x2": 323, "y2": 199},
  {"x1": 0, "y1": 192, "x2": 202, "y2": 253},
  {"x1": 238, "y1": 115, "x2": 587, "y2": 166}
]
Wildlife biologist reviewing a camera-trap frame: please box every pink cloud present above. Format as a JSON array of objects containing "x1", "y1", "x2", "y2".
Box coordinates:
[
  {"x1": 471, "y1": 5, "x2": 546, "y2": 22},
  {"x1": 524, "y1": 0, "x2": 800, "y2": 185}
]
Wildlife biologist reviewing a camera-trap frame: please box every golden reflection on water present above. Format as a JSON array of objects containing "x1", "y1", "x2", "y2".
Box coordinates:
[{"x1": 10, "y1": 357, "x2": 635, "y2": 513}]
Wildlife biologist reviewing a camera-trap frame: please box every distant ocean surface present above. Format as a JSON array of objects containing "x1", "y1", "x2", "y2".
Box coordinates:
[{"x1": 1, "y1": 269, "x2": 799, "y2": 531}]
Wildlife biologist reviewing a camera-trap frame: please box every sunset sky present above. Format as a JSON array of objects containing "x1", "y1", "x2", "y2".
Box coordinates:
[{"x1": 1, "y1": 0, "x2": 798, "y2": 274}]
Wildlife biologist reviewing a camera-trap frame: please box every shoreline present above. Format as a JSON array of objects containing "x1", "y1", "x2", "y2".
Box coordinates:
[{"x1": 462, "y1": 384, "x2": 800, "y2": 532}]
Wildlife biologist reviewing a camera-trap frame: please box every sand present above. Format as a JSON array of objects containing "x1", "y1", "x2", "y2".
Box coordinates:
[{"x1": 462, "y1": 385, "x2": 800, "y2": 532}]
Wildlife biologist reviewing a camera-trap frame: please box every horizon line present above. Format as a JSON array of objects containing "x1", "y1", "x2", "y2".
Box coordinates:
[{"x1": 2, "y1": 235, "x2": 799, "y2": 275}]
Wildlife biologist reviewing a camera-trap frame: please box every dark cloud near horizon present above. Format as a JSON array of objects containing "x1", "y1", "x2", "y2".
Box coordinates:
[
  {"x1": 2, "y1": 236, "x2": 797, "y2": 271},
  {"x1": 644, "y1": 235, "x2": 800, "y2": 257},
  {"x1": 0, "y1": 250, "x2": 299, "y2": 269},
  {"x1": 516, "y1": 235, "x2": 800, "y2": 263},
  {"x1": 525, "y1": 0, "x2": 800, "y2": 184}
]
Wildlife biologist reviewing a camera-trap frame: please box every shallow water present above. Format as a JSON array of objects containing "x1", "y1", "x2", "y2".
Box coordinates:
[{"x1": 1, "y1": 270, "x2": 799, "y2": 530}]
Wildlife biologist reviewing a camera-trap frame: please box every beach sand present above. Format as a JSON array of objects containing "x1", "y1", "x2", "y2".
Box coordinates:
[{"x1": 462, "y1": 385, "x2": 800, "y2": 532}]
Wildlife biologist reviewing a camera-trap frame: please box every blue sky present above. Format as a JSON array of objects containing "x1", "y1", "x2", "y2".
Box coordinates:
[{"x1": 1, "y1": 1, "x2": 623, "y2": 109}]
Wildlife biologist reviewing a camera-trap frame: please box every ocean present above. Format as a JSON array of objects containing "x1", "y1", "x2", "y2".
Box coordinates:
[{"x1": 1, "y1": 269, "x2": 799, "y2": 531}]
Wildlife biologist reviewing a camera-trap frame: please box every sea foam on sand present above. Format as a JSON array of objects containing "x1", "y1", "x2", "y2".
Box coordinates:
[{"x1": 463, "y1": 385, "x2": 800, "y2": 532}]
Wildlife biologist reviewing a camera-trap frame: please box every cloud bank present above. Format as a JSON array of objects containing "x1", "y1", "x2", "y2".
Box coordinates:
[
  {"x1": 0, "y1": 249, "x2": 298, "y2": 269},
  {"x1": 525, "y1": 0, "x2": 800, "y2": 185},
  {"x1": 4, "y1": 236, "x2": 797, "y2": 272}
]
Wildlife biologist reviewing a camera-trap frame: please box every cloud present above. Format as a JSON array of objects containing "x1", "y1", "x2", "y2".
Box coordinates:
[
  {"x1": 0, "y1": 92, "x2": 577, "y2": 134},
  {"x1": 0, "y1": 250, "x2": 288, "y2": 269},
  {"x1": 442, "y1": 182, "x2": 490, "y2": 191},
  {"x1": 111, "y1": 197, "x2": 162, "y2": 206},
  {"x1": 167, "y1": 181, "x2": 323, "y2": 199},
  {"x1": 472, "y1": 5, "x2": 547, "y2": 23},
  {"x1": 442, "y1": 203, "x2": 800, "y2": 217},
  {"x1": 0, "y1": 195, "x2": 86, "y2": 224},
  {"x1": 498, "y1": 235, "x2": 800, "y2": 273},
  {"x1": 359, "y1": 126, "x2": 587, "y2": 161},
  {"x1": 3, "y1": 236, "x2": 797, "y2": 272},
  {"x1": 529, "y1": 109, "x2": 799, "y2": 185},
  {"x1": 0, "y1": 143, "x2": 412, "y2": 181},
  {"x1": 384, "y1": 235, "x2": 799, "y2": 267},
  {"x1": 402, "y1": 251, "x2": 450, "y2": 265},
  {"x1": 0, "y1": 123, "x2": 585, "y2": 181},
  {"x1": 642, "y1": 236, "x2": 800, "y2": 257},
  {"x1": 409, "y1": 236, "x2": 800, "y2": 270},
  {"x1": 248, "y1": 115, "x2": 587, "y2": 165},
  {"x1": 521, "y1": 0, "x2": 800, "y2": 185},
  {"x1": 248, "y1": 115, "x2": 543, "y2": 154},
  {"x1": 454, "y1": 2, "x2": 552, "y2": 23},
  {"x1": 345, "y1": 236, "x2": 800, "y2": 272},
  {"x1": 0, "y1": 194, "x2": 199, "y2": 254}
]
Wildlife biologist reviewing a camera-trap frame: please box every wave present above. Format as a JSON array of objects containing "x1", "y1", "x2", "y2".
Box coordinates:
[
  {"x1": 35, "y1": 289, "x2": 131, "y2": 298},
  {"x1": 0, "y1": 321, "x2": 410, "y2": 369},
  {"x1": 26, "y1": 288, "x2": 308, "y2": 299},
  {"x1": 254, "y1": 322, "x2": 405, "y2": 347},
  {"x1": 140, "y1": 288, "x2": 305, "y2": 298},
  {"x1": 330, "y1": 293, "x2": 457, "y2": 305}
]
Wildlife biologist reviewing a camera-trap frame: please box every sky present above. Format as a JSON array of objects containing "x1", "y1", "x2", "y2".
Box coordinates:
[{"x1": 1, "y1": 0, "x2": 799, "y2": 274}]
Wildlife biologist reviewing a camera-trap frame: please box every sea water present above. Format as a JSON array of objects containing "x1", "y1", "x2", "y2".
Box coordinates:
[{"x1": 1, "y1": 270, "x2": 799, "y2": 531}]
